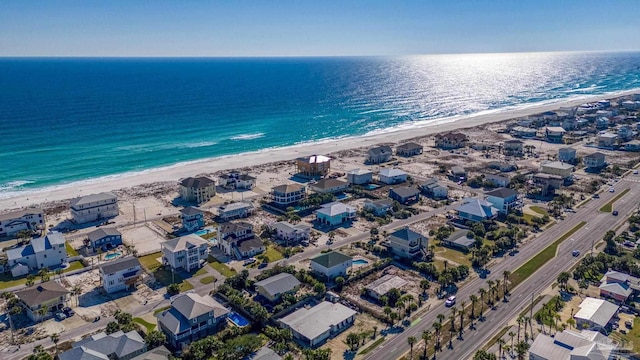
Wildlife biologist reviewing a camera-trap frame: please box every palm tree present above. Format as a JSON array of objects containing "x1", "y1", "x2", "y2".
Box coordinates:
[
  {"x1": 38, "y1": 267, "x2": 50, "y2": 282},
  {"x1": 54, "y1": 268, "x2": 63, "y2": 280},
  {"x1": 508, "y1": 331, "x2": 516, "y2": 355},
  {"x1": 515, "y1": 341, "x2": 530, "y2": 360},
  {"x1": 437, "y1": 313, "x2": 445, "y2": 324},
  {"x1": 51, "y1": 333, "x2": 60, "y2": 354},
  {"x1": 432, "y1": 322, "x2": 442, "y2": 351},
  {"x1": 494, "y1": 279, "x2": 502, "y2": 302},
  {"x1": 448, "y1": 314, "x2": 456, "y2": 348},
  {"x1": 517, "y1": 315, "x2": 524, "y2": 341},
  {"x1": 37, "y1": 306, "x2": 48, "y2": 323},
  {"x1": 408, "y1": 336, "x2": 417, "y2": 359},
  {"x1": 384, "y1": 306, "x2": 392, "y2": 323},
  {"x1": 478, "y1": 288, "x2": 487, "y2": 319},
  {"x1": 497, "y1": 338, "x2": 505, "y2": 359},
  {"x1": 372, "y1": 325, "x2": 378, "y2": 339},
  {"x1": 567, "y1": 317, "x2": 576, "y2": 329},
  {"x1": 502, "y1": 270, "x2": 511, "y2": 300},
  {"x1": 72, "y1": 283, "x2": 82, "y2": 306},
  {"x1": 450, "y1": 307, "x2": 457, "y2": 333},
  {"x1": 422, "y1": 330, "x2": 432, "y2": 360},
  {"x1": 470, "y1": 294, "x2": 478, "y2": 320},
  {"x1": 486, "y1": 280, "x2": 494, "y2": 306},
  {"x1": 459, "y1": 301, "x2": 466, "y2": 336}
]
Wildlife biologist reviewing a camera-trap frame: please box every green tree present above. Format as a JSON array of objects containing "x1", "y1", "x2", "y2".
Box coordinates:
[
  {"x1": 515, "y1": 341, "x2": 530, "y2": 360},
  {"x1": 37, "y1": 306, "x2": 48, "y2": 323},
  {"x1": 50, "y1": 333, "x2": 60, "y2": 354},
  {"x1": 407, "y1": 336, "x2": 417, "y2": 360},
  {"x1": 470, "y1": 294, "x2": 478, "y2": 320},
  {"x1": 106, "y1": 321, "x2": 121, "y2": 334},
  {"x1": 26, "y1": 274, "x2": 36, "y2": 287},
  {"x1": 421, "y1": 330, "x2": 432, "y2": 360},
  {"x1": 473, "y1": 349, "x2": 497, "y2": 360},
  {"x1": 557, "y1": 272, "x2": 570, "y2": 292},
  {"x1": 346, "y1": 332, "x2": 360, "y2": 351},
  {"x1": 167, "y1": 283, "x2": 181, "y2": 295},
  {"x1": 145, "y1": 330, "x2": 166, "y2": 347}
]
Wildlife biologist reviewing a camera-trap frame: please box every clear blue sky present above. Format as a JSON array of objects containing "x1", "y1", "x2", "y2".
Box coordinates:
[{"x1": 2, "y1": 0, "x2": 639, "y2": 57}]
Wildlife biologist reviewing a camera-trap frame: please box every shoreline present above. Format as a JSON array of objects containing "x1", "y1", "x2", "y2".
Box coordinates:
[{"x1": 2, "y1": 88, "x2": 639, "y2": 211}]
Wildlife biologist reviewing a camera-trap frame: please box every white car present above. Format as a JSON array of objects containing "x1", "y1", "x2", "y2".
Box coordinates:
[
  {"x1": 609, "y1": 188, "x2": 615, "y2": 193},
  {"x1": 445, "y1": 296, "x2": 456, "y2": 307},
  {"x1": 634, "y1": 170, "x2": 639, "y2": 175}
]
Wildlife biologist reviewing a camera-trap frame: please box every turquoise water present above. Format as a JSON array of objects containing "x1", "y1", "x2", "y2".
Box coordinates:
[
  {"x1": 105, "y1": 252, "x2": 121, "y2": 260},
  {"x1": 228, "y1": 311, "x2": 250, "y2": 327},
  {"x1": 353, "y1": 259, "x2": 369, "y2": 265},
  {"x1": 195, "y1": 229, "x2": 211, "y2": 236},
  {"x1": 364, "y1": 184, "x2": 381, "y2": 190},
  {"x1": 1, "y1": 53, "x2": 640, "y2": 198}
]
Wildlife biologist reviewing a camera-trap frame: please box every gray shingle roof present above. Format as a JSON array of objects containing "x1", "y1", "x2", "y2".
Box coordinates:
[
  {"x1": 397, "y1": 142, "x2": 423, "y2": 151},
  {"x1": 455, "y1": 198, "x2": 499, "y2": 219},
  {"x1": 162, "y1": 234, "x2": 208, "y2": 252},
  {"x1": 389, "y1": 227, "x2": 424, "y2": 242},
  {"x1": 369, "y1": 145, "x2": 392, "y2": 155},
  {"x1": 246, "y1": 347, "x2": 283, "y2": 360},
  {"x1": 390, "y1": 187, "x2": 420, "y2": 198},
  {"x1": 157, "y1": 293, "x2": 229, "y2": 334},
  {"x1": 0, "y1": 209, "x2": 43, "y2": 222},
  {"x1": 485, "y1": 187, "x2": 518, "y2": 199},
  {"x1": 69, "y1": 192, "x2": 117, "y2": 207},
  {"x1": 280, "y1": 301, "x2": 356, "y2": 342},
  {"x1": 254, "y1": 273, "x2": 301, "y2": 297},
  {"x1": 100, "y1": 256, "x2": 141, "y2": 274},
  {"x1": 311, "y1": 251, "x2": 352, "y2": 268},
  {"x1": 179, "y1": 206, "x2": 204, "y2": 216},
  {"x1": 61, "y1": 330, "x2": 145, "y2": 360},
  {"x1": 272, "y1": 183, "x2": 305, "y2": 194},
  {"x1": 130, "y1": 346, "x2": 171, "y2": 360},
  {"x1": 179, "y1": 177, "x2": 215, "y2": 189},
  {"x1": 237, "y1": 238, "x2": 264, "y2": 253},
  {"x1": 15, "y1": 281, "x2": 69, "y2": 308},
  {"x1": 87, "y1": 228, "x2": 121, "y2": 242},
  {"x1": 312, "y1": 178, "x2": 347, "y2": 190}
]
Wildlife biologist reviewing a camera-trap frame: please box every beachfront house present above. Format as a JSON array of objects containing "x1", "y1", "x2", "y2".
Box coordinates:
[
  {"x1": 597, "y1": 132, "x2": 618, "y2": 148},
  {"x1": 100, "y1": 256, "x2": 142, "y2": 294},
  {"x1": 179, "y1": 177, "x2": 216, "y2": 204},
  {"x1": 180, "y1": 207, "x2": 205, "y2": 232},
  {"x1": 86, "y1": 227, "x2": 122, "y2": 252},
  {"x1": 218, "y1": 222, "x2": 264, "y2": 259},
  {"x1": 218, "y1": 172, "x2": 256, "y2": 190},
  {"x1": 529, "y1": 329, "x2": 616, "y2": 360},
  {"x1": 540, "y1": 161, "x2": 574, "y2": 179},
  {"x1": 58, "y1": 330, "x2": 147, "y2": 360},
  {"x1": 573, "y1": 297, "x2": 619, "y2": 333},
  {"x1": 389, "y1": 186, "x2": 420, "y2": 205},
  {"x1": 296, "y1": 155, "x2": 331, "y2": 178},
  {"x1": 346, "y1": 169, "x2": 373, "y2": 185},
  {"x1": 485, "y1": 174, "x2": 510, "y2": 188},
  {"x1": 310, "y1": 251, "x2": 352, "y2": 279},
  {"x1": 485, "y1": 187, "x2": 521, "y2": 215},
  {"x1": 271, "y1": 221, "x2": 311, "y2": 245},
  {"x1": 558, "y1": 147, "x2": 577, "y2": 163},
  {"x1": 511, "y1": 126, "x2": 537, "y2": 138},
  {"x1": 7, "y1": 232, "x2": 68, "y2": 277},
  {"x1": 279, "y1": 301, "x2": 356, "y2": 347},
  {"x1": 584, "y1": 152, "x2": 607, "y2": 170},
  {"x1": 217, "y1": 202, "x2": 254, "y2": 221},
  {"x1": 0, "y1": 209, "x2": 44, "y2": 238},
  {"x1": 254, "y1": 273, "x2": 301, "y2": 303},
  {"x1": 378, "y1": 168, "x2": 407, "y2": 184},
  {"x1": 271, "y1": 184, "x2": 306, "y2": 206},
  {"x1": 309, "y1": 178, "x2": 349, "y2": 194},
  {"x1": 315, "y1": 202, "x2": 356, "y2": 227},
  {"x1": 503, "y1": 139, "x2": 523, "y2": 156},
  {"x1": 15, "y1": 281, "x2": 69, "y2": 322},
  {"x1": 419, "y1": 179, "x2": 448, "y2": 199},
  {"x1": 455, "y1": 198, "x2": 499, "y2": 222},
  {"x1": 156, "y1": 293, "x2": 229, "y2": 349},
  {"x1": 365, "y1": 275, "x2": 408, "y2": 301},
  {"x1": 69, "y1": 192, "x2": 119, "y2": 224},
  {"x1": 396, "y1": 142, "x2": 423, "y2": 157},
  {"x1": 366, "y1": 145, "x2": 393, "y2": 164},
  {"x1": 434, "y1": 132, "x2": 468, "y2": 149},
  {"x1": 545, "y1": 127, "x2": 566, "y2": 143},
  {"x1": 440, "y1": 229, "x2": 476, "y2": 252},
  {"x1": 363, "y1": 198, "x2": 394, "y2": 217},
  {"x1": 161, "y1": 234, "x2": 209, "y2": 272},
  {"x1": 387, "y1": 227, "x2": 426, "y2": 258}
]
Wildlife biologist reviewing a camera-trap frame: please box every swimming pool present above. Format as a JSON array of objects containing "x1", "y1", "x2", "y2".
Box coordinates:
[
  {"x1": 353, "y1": 259, "x2": 369, "y2": 265},
  {"x1": 364, "y1": 184, "x2": 380, "y2": 190},
  {"x1": 335, "y1": 193, "x2": 351, "y2": 200},
  {"x1": 195, "y1": 229, "x2": 211, "y2": 236},
  {"x1": 228, "y1": 311, "x2": 250, "y2": 327},
  {"x1": 105, "y1": 252, "x2": 121, "y2": 260}
]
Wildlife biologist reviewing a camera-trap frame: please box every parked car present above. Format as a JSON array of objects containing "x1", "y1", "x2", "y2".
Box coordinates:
[
  {"x1": 634, "y1": 170, "x2": 638, "y2": 175},
  {"x1": 613, "y1": 210, "x2": 619, "y2": 216},
  {"x1": 62, "y1": 307, "x2": 74, "y2": 316},
  {"x1": 572, "y1": 249, "x2": 580, "y2": 257},
  {"x1": 55, "y1": 312, "x2": 67, "y2": 320},
  {"x1": 625, "y1": 320, "x2": 633, "y2": 328},
  {"x1": 593, "y1": 194, "x2": 600, "y2": 199},
  {"x1": 445, "y1": 295, "x2": 456, "y2": 307},
  {"x1": 610, "y1": 188, "x2": 615, "y2": 193}
]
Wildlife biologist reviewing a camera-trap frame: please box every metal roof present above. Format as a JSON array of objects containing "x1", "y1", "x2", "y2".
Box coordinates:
[
  {"x1": 279, "y1": 301, "x2": 356, "y2": 342},
  {"x1": 574, "y1": 297, "x2": 619, "y2": 328},
  {"x1": 69, "y1": 192, "x2": 117, "y2": 207},
  {"x1": 87, "y1": 228, "x2": 121, "y2": 242},
  {"x1": 100, "y1": 256, "x2": 141, "y2": 274}
]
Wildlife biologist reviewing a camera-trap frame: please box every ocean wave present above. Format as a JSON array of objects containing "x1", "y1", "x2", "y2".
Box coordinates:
[
  {"x1": 230, "y1": 133, "x2": 265, "y2": 140},
  {"x1": 0, "y1": 180, "x2": 36, "y2": 193}
]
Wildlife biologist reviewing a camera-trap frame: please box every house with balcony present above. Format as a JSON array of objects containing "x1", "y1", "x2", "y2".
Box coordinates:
[
  {"x1": 254, "y1": 273, "x2": 301, "y2": 303},
  {"x1": 179, "y1": 177, "x2": 216, "y2": 204},
  {"x1": 485, "y1": 174, "x2": 510, "y2": 188},
  {"x1": 100, "y1": 256, "x2": 142, "y2": 294},
  {"x1": 217, "y1": 202, "x2": 254, "y2": 221},
  {"x1": 363, "y1": 198, "x2": 394, "y2": 217},
  {"x1": 435, "y1": 132, "x2": 468, "y2": 149},
  {"x1": 309, "y1": 178, "x2": 349, "y2": 194},
  {"x1": 450, "y1": 166, "x2": 467, "y2": 181},
  {"x1": 157, "y1": 293, "x2": 229, "y2": 349},
  {"x1": 533, "y1": 173, "x2": 564, "y2": 197},
  {"x1": 389, "y1": 187, "x2": 420, "y2": 205},
  {"x1": 161, "y1": 234, "x2": 209, "y2": 272},
  {"x1": 69, "y1": 192, "x2": 119, "y2": 224},
  {"x1": 420, "y1": 179, "x2": 448, "y2": 199},
  {"x1": 346, "y1": 169, "x2": 373, "y2": 185},
  {"x1": 218, "y1": 222, "x2": 264, "y2": 259},
  {"x1": 87, "y1": 227, "x2": 122, "y2": 252},
  {"x1": 315, "y1": 202, "x2": 356, "y2": 227},
  {"x1": 310, "y1": 251, "x2": 352, "y2": 279},
  {"x1": 558, "y1": 147, "x2": 577, "y2": 163},
  {"x1": 0, "y1": 209, "x2": 44, "y2": 238},
  {"x1": 378, "y1": 168, "x2": 407, "y2": 185},
  {"x1": 58, "y1": 330, "x2": 147, "y2": 360},
  {"x1": 396, "y1": 142, "x2": 423, "y2": 157},
  {"x1": 271, "y1": 221, "x2": 311, "y2": 245},
  {"x1": 296, "y1": 155, "x2": 331, "y2": 178},
  {"x1": 15, "y1": 281, "x2": 69, "y2": 322},
  {"x1": 545, "y1": 127, "x2": 566, "y2": 143},
  {"x1": 503, "y1": 139, "x2": 523, "y2": 156},
  {"x1": 387, "y1": 227, "x2": 426, "y2": 258},
  {"x1": 511, "y1": 126, "x2": 537, "y2": 138},
  {"x1": 584, "y1": 152, "x2": 607, "y2": 170},
  {"x1": 271, "y1": 184, "x2": 306, "y2": 206},
  {"x1": 596, "y1": 117, "x2": 611, "y2": 129},
  {"x1": 218, "y1": 172, "x2": 256, "y2": 190},
  {"x1": 455, "y1": 198, "x2": 499, "y2": 222},
  {"x1": 597, "y1": 132, "x2": 618, "y2": 147},
  {"x1": 485, "y1": 187, "x2": 521, "y2": 215},
  {"x1": 367, "y1": 145, "x2": 393, "y2": 164},
  {"x1": 618, "y1": 126, "x2": 634, "y2": 141},
  {"x1": 180, "y1": 207, "x2": 205, "y2": 232},
  {"x1": 7, "y1": 232, "x2": 68, "y2": 277},
  {"x1": 540, "y1": 161, "x2": 574, "y2": 179}
]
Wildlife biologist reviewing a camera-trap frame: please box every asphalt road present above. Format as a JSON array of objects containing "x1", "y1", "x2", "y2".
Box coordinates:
[{"x1": 366, "y1": 177, "x2": 640, "y2": 360}]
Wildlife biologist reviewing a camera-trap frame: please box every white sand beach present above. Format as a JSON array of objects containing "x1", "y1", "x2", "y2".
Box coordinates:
[{"x1": 2, "y1": 89, "x2": 639, "y2": 211}]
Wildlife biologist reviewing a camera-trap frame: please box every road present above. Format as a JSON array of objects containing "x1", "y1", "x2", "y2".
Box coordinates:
[{"x1": 366, "y1": 176, "x2": 640, "y2": 360}]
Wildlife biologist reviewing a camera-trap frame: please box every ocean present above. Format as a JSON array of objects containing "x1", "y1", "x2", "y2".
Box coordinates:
[{"x1": 1, "y1": 52, "x2": 640, "y2": 198}]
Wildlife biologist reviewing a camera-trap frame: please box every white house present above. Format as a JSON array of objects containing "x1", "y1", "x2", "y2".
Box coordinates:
[
  {"x1": 573, "y1": 297, "x2": 619, "y2": 333},
  {"x1": 558, "y1": 147, "x2": 577, "y2": 163},
  {"x1": 485, "y1": 187, "x2": 521, "y2": 214},
  {"x1": 315, "y1": 202, "x2": 357, "y2": 227},
  {"x1": 363, "y1": 198, "x2": 394, "y2": 216},
  {"x1": 271, "y1": 184, "x2": 306, "y2": 206},
  {"x1": 100, "y1": 256, "x2": 142, "y2": 294},
  {"x1": 485, "y1": 174, "x2": 510, "y2": 188},
  {"x1": 378, "y1": 168, "x2": 407, "y2": 185},
  {"x1": 540, "y1": 161, "x2": 574, "y2": 179},
  {"x1": 279, "y1": 301, "x2": 356, "y2": 347},
  {"x1": 346, "y1": 169, "x2": 373, "y2": 185},
  {"x1": 597, "y1": 132, "x2": 618, "y2": 147},
  {"x1": 217, "y1": 222, "x2": 264, "y2": 259},
  {"x1": 69, "y1": 192, "x2": 119, "y2": 224},
  {"x1": 7, "y1": 232, "x2": 68, "y2": 277},
  {"x1": 217, "y1": 202, "x2": 254, "y2": 221},
  {"x1": 0, "y1": 209, "x2": 44, "y2": 238},
  {"x1": 218, "y1": 172, "x2": 256, "y2": 190},
  {"x1": 367, "y1": 145, "x2": 393, "y2": 164},
  {"x1": 529, "y1": 329, "x2": 616, "y2": 360},
  {"x1": 161, "y1": 234, "x2": 209, "y2": 272},
  {"x1": 271, "y1": 221, "x2": 311, "y2": 245},
  {"x1": 310, "y1": 251, "x2": 352, "y2": 279}
]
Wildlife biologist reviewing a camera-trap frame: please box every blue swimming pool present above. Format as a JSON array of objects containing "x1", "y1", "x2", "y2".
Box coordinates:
[
  {"x1": 364, "y1": 184, "x2": 380, "y2": 190},
  {"x1": 105, "y1": 252, "x2": 121, "y2": 260},
  {"x1": 228, "y1": 311, "x2": 250, "y2": 327},
  {"x1": 335, "y1": 193, "x2": 351, "y2": 200},
  {"x1": 353, "y1": 259, "x2": 369, "y2": 265},
  {"x1": 195, "y1": 229, "x2": 210, "y2": 236}
]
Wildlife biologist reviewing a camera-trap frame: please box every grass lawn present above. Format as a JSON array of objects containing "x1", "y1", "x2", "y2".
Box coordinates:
[
  {"x1": 208, "y1": 260, "x2": 236, "y2": 277},
  {"x1": 153, "y1": 268, "x2": 194, "y2": 292},
  {"x1": 153, "y1": 305, "x2": 170, "y2": 315},
  {"x1": 133, "y1": 317, "x2": 156, "y2": 333},
  {"x1": 200, "y1": 232, "x2": 217, "y2": 240},
  {"x1": 0, "y1": 274, "x2": 28, "y2": 290},
  {"x1": 264, "y1": 245, "x2": 284, "y2": 262},
  {"x1": 510, "y1": 221, "x2": 586, "y2": 288},
  {"x1": 530, "y1": 206, "x2": 548, "y2": 216},
  {"x1": 433, "y1": 246, "x2": 471, "y2": 267},
  {"x1": 63, "y1": 261, "x2": 85, "y2": 273},
  {"x1": 200, "y1": 276, "x2": 216, "y2": 284},
  {"x1": 599, "y1": 188, "x2": 630, "y2": 212},
  {"x1": 138, "y1": 252, "x2": 162, "y2": 272},
  {"x1": 65, "y1": 242, "x2": 79, "y2": 257},
  {"x1": 359, "y1": 337, "x2": 386, "y2": 355},
  {"x1": 193, "y1": 266, "x2": 209, "y2": 276}
]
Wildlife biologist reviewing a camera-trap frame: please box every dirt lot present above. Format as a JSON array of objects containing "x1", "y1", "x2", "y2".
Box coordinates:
[{"x1": 321, "y1": 312, "x2": 384, "y2": 360}]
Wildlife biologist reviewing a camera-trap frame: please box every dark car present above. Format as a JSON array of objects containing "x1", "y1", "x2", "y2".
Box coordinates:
[
  {"x1": 62, "y1": 307, "x2": 74, "y2": 316},
  {"x1": 613, "y1": 210, "x2": 619, "y2": 216}
]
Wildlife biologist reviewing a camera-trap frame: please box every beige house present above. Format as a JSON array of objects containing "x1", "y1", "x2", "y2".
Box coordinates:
[
  {"x1": 296, "y1": 155, "x2": 331, "y2": 178},
  {"x1": 435, "y1": 132, "x2": 468, "y2": 149},
  {"x1": 179, "y1": 177, "x2": 216, "y2": 204},
  {"x1": 271, "y1": 183, "x2": 306, "y2": 205},
  {"x1": 15, "y1": 281, "x2": 69, "y2": 322},
  {"x1": 540, "y1": 161, "x2": 574, "y2": 179}
]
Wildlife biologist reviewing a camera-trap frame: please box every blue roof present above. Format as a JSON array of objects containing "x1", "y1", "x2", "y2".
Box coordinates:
[{"x1": 456, "y1": 199, "x2": 499, "y2": 219}]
